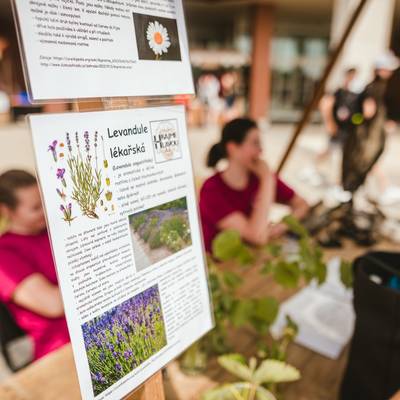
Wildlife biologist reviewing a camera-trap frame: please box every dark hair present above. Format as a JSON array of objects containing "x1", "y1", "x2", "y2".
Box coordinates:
[
  {"x1": 345, "y1": 67, "x2": 357, "y2": 75},
  {"x1": 0, "y1": 170, "x2": 37, "y2": 210},
  {"x1": 206, "y1": 118, "x2": 258, "y2": 168}
]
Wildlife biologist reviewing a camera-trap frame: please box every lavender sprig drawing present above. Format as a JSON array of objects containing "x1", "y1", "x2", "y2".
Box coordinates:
[
  {"x1": 60, "y1": 203, "x2": 75, "y2": 225},
  {"x1": 48, "y1": 140, "x2": 58, "y2": 162},
  {"x1": 67, "y1": 131, "x2": 103, "y2": 219},
  {"x1": 56, "y1": 168, "x2": 67, "y2": 188}
]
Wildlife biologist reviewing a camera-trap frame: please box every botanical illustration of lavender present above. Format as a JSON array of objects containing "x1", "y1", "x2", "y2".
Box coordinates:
[
  {"x1": 82, "y1": 285, "x2": 167, "y2": 396},
  {"x1": 66, "y1": 131, "x2": 103, "y2": 219},
  {"x1": 48, "y1": 138, "x2": 77, "y2": 225},
  {"x1": 48, "y1": 140, "x2": 58, "y2": 162}
]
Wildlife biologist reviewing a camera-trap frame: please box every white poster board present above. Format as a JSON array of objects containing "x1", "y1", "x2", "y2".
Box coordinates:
[
  {"x1": 13, "y1": 0, "x2": 194, "y2": 102},
  {"x1": 29, "y1": 105, "x2": 213, "y2": 399}
]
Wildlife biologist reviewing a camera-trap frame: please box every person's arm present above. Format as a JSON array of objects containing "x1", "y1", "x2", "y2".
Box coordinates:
[
  {"x1": 319, "y1": 94, "x2": 337, "y2": 136},
  {"x1": 363, "y1": 97, "x2": 377, "y2": 119},
  {"x1": 218, "y1": 161, "x2": 276, "y2": 246},
  {"x1": 288, "y1": 193, "x2": 310, "y2": 220},
  {"x1": 269, "y1": 194, "x2": 310, "y2": 240},
  {"x1": 13, "y1": 273, "x2": 64, "y2": 318}
]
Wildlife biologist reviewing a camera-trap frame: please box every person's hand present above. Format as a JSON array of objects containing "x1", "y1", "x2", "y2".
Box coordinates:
[
  {"x1": 389, "y1": 390, "x2": 400, "y2": 400},
  {"x1": 249, "y1": 159, "x2": 271, "y2": 180},
  {"x1": 269, "y1": 222, "x2": 287, "y2": 240}
]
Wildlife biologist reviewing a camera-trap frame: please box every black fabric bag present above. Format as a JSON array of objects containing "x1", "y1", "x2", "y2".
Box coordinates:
[{"x1": 340, "y1": 251, "x2": 400, "y2": 400}]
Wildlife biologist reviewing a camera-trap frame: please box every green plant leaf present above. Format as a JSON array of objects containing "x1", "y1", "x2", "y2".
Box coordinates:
[
  {"x1": 218, "y1": 355, "x2": 254, "y2": 381},
  {"x1": 265, "y1": 243, "x2": 282, "y2": 257},
  {"x1": 283, "y1": 315, "x2": 299, "y2": 339},
  {"x1": 340, "y1": 260, "x2": 353, "y2": 289},
  {"x1": 236, "y1": 246, "x2": 254, "y2": 266},
  {"x1": 253, "y1": 359, "x2": 300, "y2": 385},
  {"x1": 283, "y1": 215, "x2": 308, "y2": 237},
  {"x1": 203, "y1": 383, "x2": 277, "y2": 400},
  {"x1": 273, "y1": 262, "x2": 301, "y2": 288},
  {"x1": 230, "y1": 299, "x2": 253, "y2": 327},
  {"x1": 261, "y1": 261, "x2": 274, "y2": 275},
  {"x1": 212, "y1": 230, "x2": 243, "y2": 261},
  {"x1": 252, "y1": 297, "x2": 279, "y2": 325},
  {"x1": 223, "y1": 271, "x2": 243, "y2": 289}
]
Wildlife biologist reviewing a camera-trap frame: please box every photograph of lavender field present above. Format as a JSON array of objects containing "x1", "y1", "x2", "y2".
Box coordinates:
[
  {"x1": 82, "y1": 285, "x2": 167, "y2": 396},
  {"x1": 128, "y1": 197, "x2": 192, "y2": 271}
]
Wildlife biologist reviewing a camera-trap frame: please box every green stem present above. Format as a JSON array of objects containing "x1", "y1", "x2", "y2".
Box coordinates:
[{"x1": 229, "y1": 386, "x2": 246, "y2": 400}]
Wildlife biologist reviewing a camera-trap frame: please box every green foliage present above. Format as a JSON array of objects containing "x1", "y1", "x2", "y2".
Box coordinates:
[
  {"x1": 282, "y1": 215, "x2": 308, "y2": 237},
  {"x1": 155, "y1": 197, "x2": 187, "y2": 211},
  {"x1": 340, "y1": 260, "x2": 353, "y2": 289},
  {"x1": 203, "y1": 354, "x2": 300, "y2": 400},
  {"x1": 158, "y1": 216, "x2": 191, "y2": 251},
  {"x1": 131, "y1": 214, "x2": 146, "y2": 231},
  {"x1": 212, "y1": 230, "x2": 243, "y2": 261},
  {"x1": 265, "y1": 243, "x2": 282, "y2": 257},
  {"x1": 142, "y1": 226, "x2": 152, "y2": 242},
  {"x1": 273, "y1": 262, "x2": 301, "y2": 289},
  {"x1": 149, "y1": 230, "x2": 162, "y2": 249},
  {"x1": 149, "y1": 216, "x2": 159, "y2": 228},
  {"x1": 212, "y1": 230, "x2": 254, "y2": 266}
]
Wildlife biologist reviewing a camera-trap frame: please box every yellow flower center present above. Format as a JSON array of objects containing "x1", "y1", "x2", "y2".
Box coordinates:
[{"x1": 154, "y1": 32, "x2": 163, "y2": 45}]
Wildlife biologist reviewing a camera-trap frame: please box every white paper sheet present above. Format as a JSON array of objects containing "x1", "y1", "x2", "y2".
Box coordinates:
[
  {"x1": 270, "y1": 257, "x2": 355, "y2": 359},
  {"x1": 29, "y1": 105, "x2": 213, "y2": 399},
  {"x1": 13, "y1": 0, "x2": 194, "y2": 101}
]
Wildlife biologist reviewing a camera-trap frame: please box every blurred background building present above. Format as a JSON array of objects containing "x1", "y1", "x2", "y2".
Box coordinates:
[{"x1": 0, "y1": 0, "x2": 399, "y2": 124}]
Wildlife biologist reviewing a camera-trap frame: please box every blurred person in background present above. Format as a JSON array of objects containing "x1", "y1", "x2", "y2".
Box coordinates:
[
  {"x1": 0, "y1": 170, "x2": 69, "y2": 361},
  {"x1": 197, "y1": 73, "x2": 222, "y2": 126},
  {"x1": 342, "y1": 51, "x2": 400, "y2": 203},
  {"x1": 199, "y1": 118, "x2": 309, "y2": 252},
  {"x1": 319, "y1": 67, "x2": 359, "y2": 164},
  {"x1": 300, "y1": 68, "x2": 359, "y2": 191},
  {"x1": 220, "y1": 71, "x2": 242, "y2": 124}
]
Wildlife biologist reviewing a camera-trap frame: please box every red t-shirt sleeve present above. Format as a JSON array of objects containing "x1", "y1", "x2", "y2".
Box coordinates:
[
  {"x1": 0, "y1": 249, "x2": 35, "y2": 302},
  {"x1": 275, "y1": 177, "x2": 295, "y2": 204},
  {"x1": 200, "y1": 182, "x2": 237, "y2": 227}
]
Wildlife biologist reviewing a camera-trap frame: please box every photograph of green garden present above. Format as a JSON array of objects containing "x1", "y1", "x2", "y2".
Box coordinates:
[{"x1": 128, "y1": 197, "x2": 192, "y2": 271}]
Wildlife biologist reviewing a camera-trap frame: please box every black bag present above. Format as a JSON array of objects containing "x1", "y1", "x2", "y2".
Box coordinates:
[{"x1": 340, "y1": 251, "x2": 400, "y2": 400}]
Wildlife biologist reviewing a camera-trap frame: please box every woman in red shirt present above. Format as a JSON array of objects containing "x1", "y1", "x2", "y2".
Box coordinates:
[
  {"x1": 0, "y1": 170, "x2": 69, "y2": 361},
  {"x1": 199, "y1": 118, "x2": 309, "y2": 252}
]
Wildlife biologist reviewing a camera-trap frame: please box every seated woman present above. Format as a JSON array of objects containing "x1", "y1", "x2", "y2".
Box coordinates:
[
  {"x1": 0, "y1": 170, "x2": 69, "y2": 361},
  {"x1": 199, "y1": 118, "x2": 309, "y2": 252}
]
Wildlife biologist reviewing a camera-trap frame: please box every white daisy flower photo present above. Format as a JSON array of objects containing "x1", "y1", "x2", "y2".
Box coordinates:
[{"x1": 146, "y1": 21, "x2": 171, "y2": 59}]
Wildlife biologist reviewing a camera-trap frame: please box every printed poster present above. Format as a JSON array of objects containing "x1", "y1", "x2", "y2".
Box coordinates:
[
  {"x1": 29, "y1": 105, "x2": 213, "y2": 399},
  {"x1": 13, "y1": 0, "x2": 194, "y2": 101}
]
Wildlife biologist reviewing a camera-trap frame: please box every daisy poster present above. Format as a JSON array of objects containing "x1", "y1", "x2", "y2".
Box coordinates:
[
  {"x1": 134, "y1": 13, "x2": 182, "y2": 61},
  {"x1": 12, "y1": 0, "x2": 194, "y2": 101}
]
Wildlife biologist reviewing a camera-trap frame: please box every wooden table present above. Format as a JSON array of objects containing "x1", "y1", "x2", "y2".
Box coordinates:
[{"x1": 0, "y1": 240, "x2": 397, "y2": 400}]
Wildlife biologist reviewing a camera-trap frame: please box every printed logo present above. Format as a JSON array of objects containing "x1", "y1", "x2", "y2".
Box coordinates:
[{"x1": 150, "y1": 119, "x2": 182, "y2": 163}]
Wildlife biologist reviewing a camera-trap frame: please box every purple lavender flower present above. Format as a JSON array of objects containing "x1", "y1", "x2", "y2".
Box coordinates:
[
  {"x1": 56, "y1": 188, "x2": 66, "y2": 200},
  {"x1": 82, "y1": 285, "x2": 166, "y2": 396},
  {"x1": 56, "y1": 168, "x2": 67, "y2": 188},
  {"x1": 48, "y1": 140, "x2": 58, "y2": 162},
  {"x1": 84, "y1": 131, "x2": 90, "y2": 153},
  {"x1": 66, "y1": 132, "x2": 72, "y2": 152}
]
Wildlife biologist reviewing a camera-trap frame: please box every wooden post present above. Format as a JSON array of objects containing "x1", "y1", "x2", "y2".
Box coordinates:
[
  {"x1": 249, "y1": 4, "x2": 274, "y2": 121},
  {"x1": 75, "y1": 98, "x2": 166, "y2": 400},
  {"x1": 276, "y1": 0, "x2": 369, "y2": 173}
]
